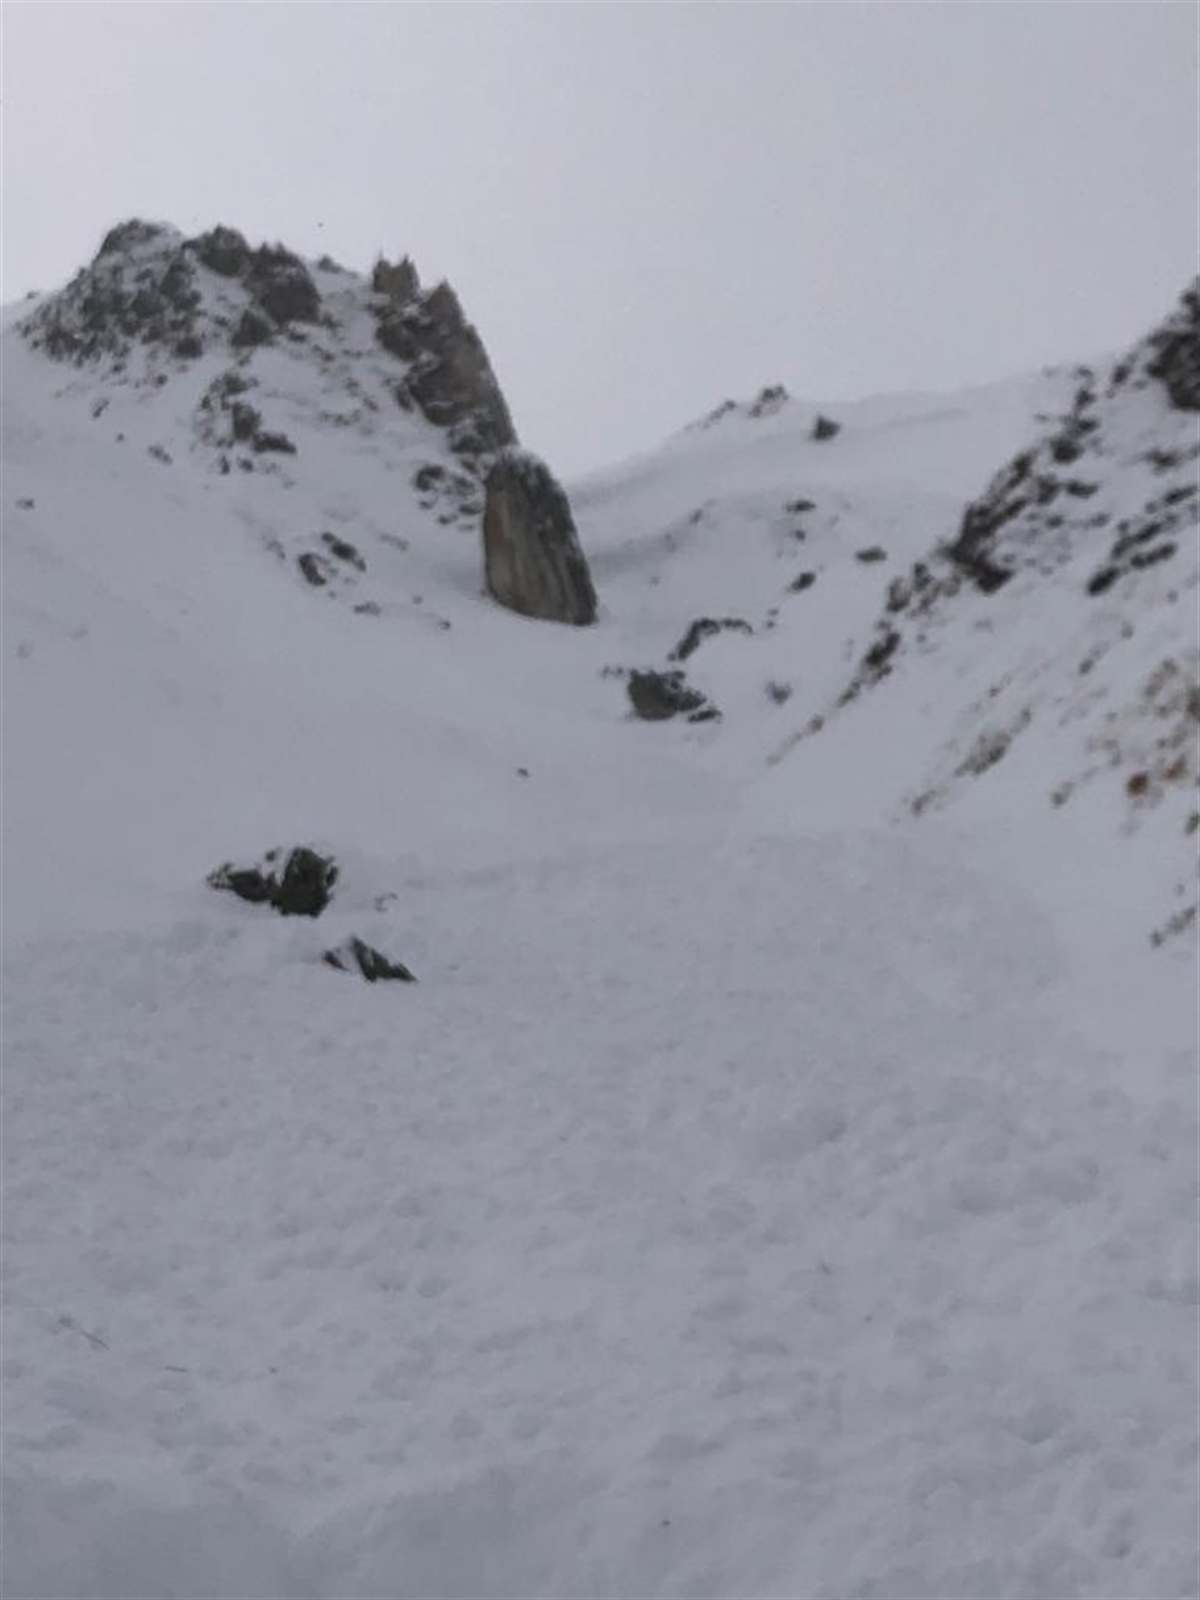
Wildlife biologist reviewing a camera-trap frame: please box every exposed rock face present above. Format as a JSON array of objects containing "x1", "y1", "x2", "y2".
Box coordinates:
[
  {"x1": 243, "y1": 244, "x2": 321, "y2": 326},
  {"x1": 1145, "y1": 279, "x2": 1199, "y2": 412},
  {"x1": 826, "y1": 283, "x2": 1199, "y2": 714},
  {"x1": 483, "y1": 451, "x2": 598, "y2": 625},
  {"x1": 23, "y1": 222, "x2": 202, "y2": 364},
  {"x1": 375, "y1": 280, "x2": 516, "y2": 461},
  {"x1": 20, "y1": 219, "x2": 522, "y2": 529},
  {"x1": 191, "y1": 225, "x2": 252, "y2": 278},
  {"x1": 19, "y1": 219, "x2": 323, "y2": 366},
  {"x1": 371, "y1": 255, "x2": 420, "y2": 303}
]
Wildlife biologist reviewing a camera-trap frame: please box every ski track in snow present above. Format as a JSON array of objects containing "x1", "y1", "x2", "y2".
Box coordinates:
[{"x1": 4, "y1": 832, "x2": 1197, "y2": 1599}]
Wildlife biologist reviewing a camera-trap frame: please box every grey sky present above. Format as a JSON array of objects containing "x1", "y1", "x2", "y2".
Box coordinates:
[{"x1": 3, "y1": 3, "x2": 1197, "y2": 474}]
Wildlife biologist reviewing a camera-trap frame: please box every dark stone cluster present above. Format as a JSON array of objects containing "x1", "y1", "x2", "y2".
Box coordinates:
[
  {"x1": 23, "y1": 221, "x2": 202, "y2": 364},
  {"x1": 20, "y1": 218, "x2": 323, "y2": 368},
  {"x1": 1144, "y1": 279, "x2": 1199, "y2": 412},
  {"x1": 373, "y1": 271, "x2": 516, "y2": 463}
]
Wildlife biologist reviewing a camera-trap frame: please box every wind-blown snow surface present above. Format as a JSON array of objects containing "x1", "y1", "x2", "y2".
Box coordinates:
[{"x1": 2, "y1": 250, "x2": 1197, "y2": 1599}]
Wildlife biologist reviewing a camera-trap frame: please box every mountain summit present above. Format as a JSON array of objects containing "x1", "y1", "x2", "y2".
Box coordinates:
[{"x1": 19, "y1": 218, "x2": 517, "y2": 528}]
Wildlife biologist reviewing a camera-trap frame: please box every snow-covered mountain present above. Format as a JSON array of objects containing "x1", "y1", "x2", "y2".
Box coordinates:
[{"x1": 2, "y1": 224, "x2": 1197, "y2": 1599}]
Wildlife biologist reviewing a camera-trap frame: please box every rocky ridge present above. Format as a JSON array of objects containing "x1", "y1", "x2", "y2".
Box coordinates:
[{"x1": 19, "y1": 219, "x2": 517, "y2": 530}]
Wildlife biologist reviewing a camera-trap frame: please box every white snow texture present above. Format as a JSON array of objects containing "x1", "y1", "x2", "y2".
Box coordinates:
[{"x1": 2, "y1": 234, "x2": 1197, "y2": 1600}]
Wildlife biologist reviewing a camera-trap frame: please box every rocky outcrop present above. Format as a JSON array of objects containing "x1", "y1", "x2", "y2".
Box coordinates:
[
  {"x1": 627, "y1": 669, "x2": 718, "y2": 722},
  {"x1": 23, "y1": 221, "x2": 202, "y2": 364},
  {"x1": 19, "y1": 219, "x2": 324, "y2": 367},
  {"x1": 1144, "y1": 279, "x2": 1199, "y2": 412},
  {"x1": 207, "y1": 846, "x2": 338, "y2": 917},
  {"x1": 191, "y1": 225, "x2": 252, "y2": 278},
  {"x1": 371, "y1": 255, "x2": 420, "y2": 304},
  {"x1": 812, "y1": 283, "x2": 1199, "y2": 724},
  {"x1": 482, "y1": 451, "x2": 598, "y2": 625},
  {"x1": 242, "y1": 244, "x2": 321, "y2": 326},
  {"x1": 374, "y1": 280, "x2": 516, "y2": 461}
]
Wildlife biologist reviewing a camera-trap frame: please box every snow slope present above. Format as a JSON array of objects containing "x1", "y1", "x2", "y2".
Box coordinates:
[{"x1": 2, "y1": 230, "x2": 1197, "y2": 1599}]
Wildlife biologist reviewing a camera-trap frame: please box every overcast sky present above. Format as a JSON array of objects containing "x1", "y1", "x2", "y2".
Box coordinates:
[{"x1": 3, "y1": 3, "x2": 1197, "y2": 473}]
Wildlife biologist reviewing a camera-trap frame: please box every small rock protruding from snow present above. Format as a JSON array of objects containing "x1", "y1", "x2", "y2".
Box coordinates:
[
  {"x1": 483, "y1": 450, "x2": 598, "y2": 626},
  {"x1": 627, "y1": 668, "x2": 717, "y2": 722},
  {"x1": 323, "y1": 936, "x2": 417, "y2": 983},
  {"x1": 207, "y1": 847, "x2": 338, "y2": 917},
  {"x1": 669, "y1": 616, "x2": 753, "y2": 662}
]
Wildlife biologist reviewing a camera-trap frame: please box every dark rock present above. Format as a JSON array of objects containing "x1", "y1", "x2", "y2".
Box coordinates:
[
  {"x1": 669, "y1": 616, "x2": 752, "y2": 662},
  {"x1": 320, "y1": 532, "x2": 366, "y2": 570},
  {"x1": 245, "y1": 245, "x2": 321, "y2": 325},
  {"x1": 375, "y1": 313, "x2": 421, "y2": 364},
  {"x1": 627, "y1": 669, "x2": 710, "y2": 721},
  {"x1": 855, "y1": 547, "x2": 888, "y2": 563},
  {"x1": 229, "y1": 401, "x2": 261, "y2": 442},
  {"x1": 207, "y1": 864, "x2": 274, "y2": 904},
  {"x1": 374, "y1": 280, "x2": 516, "y2": 458},
  {"x1": 371, "y1": 256, "x2": 420, "y2": 302},
  {"x1": 253, "y1": 430, "x2": 297, "y2": 455},
  {"x1": 324, "y1": 936, "x2": 416, "y2": 983},
  {"x1": 412, "y1": 463, "x2": 447, "y2": 493},
  {"x1": 173, "y1": 333, "x2": 204, "y2": 360},
  {"x1": 789, "y1": 571, "x2": 817, "y2": 593},
  {"x1": 483, "y1": 450, "x2": 597, "y2": 625},
  {"x1": 94, "y1": 219, "x2": 172, "y2": 260},
  {"x1": 1145, "y1": 279, "x2": 1199, "y2": 411},
  {"x1": 298, "y1": 553, "x2": 331, "y2": 587},
  {"x1": 812, "y1": 414, "x2": 841, "y2": 442},
  {"x1": 207, "y1": 846, "x2": 337, "y2": 917},
  {"x1": 230, "y1": 307, "x2": 275, "y2": 348},
  {"x1": 23, "y1": 226, "x2": 201, "y2": 364},
  {"x1": 862, "y1": 626, "x2": 902, "y2": 678},
  {"x1": 274, "y1": 847, "x2": 338, "y2": 916},
  {"x1": 749, "y1": 384, "x2": 789, "y2": 418},
  {"x1": 787, "y1": 498, "x2": 817, "y2": 514},
  {"x1": 839, "y1": 624, "x2": 903, "y2": 705},
  {"x1": 190, "y1": 225, "x2": 252, "y2": 278},
  {"x1": 945, "y1": 481, "x2": 1020, "y2": 594}
]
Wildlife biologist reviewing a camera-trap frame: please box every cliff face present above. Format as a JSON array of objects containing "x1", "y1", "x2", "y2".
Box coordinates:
[{"x1": 373, "y1": 269, "x2": 516, "y2": 462}]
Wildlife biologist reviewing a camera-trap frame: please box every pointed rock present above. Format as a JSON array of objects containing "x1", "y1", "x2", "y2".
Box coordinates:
[{"x1": 483, "y1": 450, "x2": 598, "y2": 625}]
